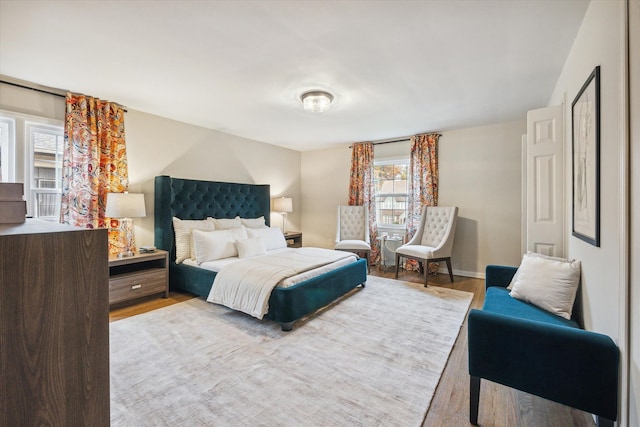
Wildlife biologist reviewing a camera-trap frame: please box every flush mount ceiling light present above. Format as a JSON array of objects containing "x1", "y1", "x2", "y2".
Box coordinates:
[{"x1": 301, "y1": 91, "x2": 334, "y2": 113}]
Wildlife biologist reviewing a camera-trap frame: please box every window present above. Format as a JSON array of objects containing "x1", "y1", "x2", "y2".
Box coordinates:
[
  {"x1": 27, "y1": 122, "x2": 64, "y2": 220},
  {"x1": 373, "y1": 159, "x2": 408, "y2": 231},
  {"x1": 0, "y1": 117, "x2": 15, "y2": 182},
  {"x1": 0, "y1": 110, "x2": 64, "y2": 220}
]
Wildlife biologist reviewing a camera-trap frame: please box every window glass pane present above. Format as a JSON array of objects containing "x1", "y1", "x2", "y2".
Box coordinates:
[
  {"x1": 33, "y1": 130, "x2": 63, "y2": 189},
  {"x1": 374, "y1": 161, "x2": 409, "y2": 228},
  {"x1": 394, "y1": 164, "x2": 408, "y2": 193},
  {"x1": 0, "y1": 118, "x2": 13, "y2": 182},
  {"x1": 28, "y1": 123, "x2": 64, "y2": 219},
  {"x1": 0, "y1": 126, "x2": 3, "y2": 180},
  {"x1": 34, "y1": 192, "x2": 61, "y2": 219}
]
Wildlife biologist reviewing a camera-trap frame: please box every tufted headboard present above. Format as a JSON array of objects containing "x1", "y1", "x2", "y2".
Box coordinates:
[{"x1": 154, "y1": 175, "x2": 271, "y2": 263}]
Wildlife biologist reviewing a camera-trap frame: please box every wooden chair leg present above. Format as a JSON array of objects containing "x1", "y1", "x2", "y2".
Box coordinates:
[
  {"x1": 446, "y1": 257, "x2": 454, "y2": 282},
  {"x1": 470, "y1": 375, "x2": 480, "y2": 425},
  {"x1": 424, "y1": 261, "x2": 429, "y2": 287},
  {"x1": 395, "y1": 254, "x2": 400, "y2": 279},
  {"x1": 596, "y1": 416, "x2": 614, "y2": 427},
  {"x1": 364, "y1": 251, "x2": 370, "y2": 274}
]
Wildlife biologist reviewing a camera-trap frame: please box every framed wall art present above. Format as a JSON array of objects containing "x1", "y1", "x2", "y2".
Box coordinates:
[{"x1": 571, "y1": 65, "x2": 600, "y2": 247}]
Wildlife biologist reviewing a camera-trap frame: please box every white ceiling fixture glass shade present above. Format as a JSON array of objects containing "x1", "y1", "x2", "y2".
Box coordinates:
[{"x1": 301, "y1": 91, "x2": 334, "y2": 113}]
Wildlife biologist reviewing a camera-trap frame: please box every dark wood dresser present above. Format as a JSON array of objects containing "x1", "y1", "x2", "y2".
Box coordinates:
[{"x1": 0, "y1": 220, "x2": 110, "y2": 426}]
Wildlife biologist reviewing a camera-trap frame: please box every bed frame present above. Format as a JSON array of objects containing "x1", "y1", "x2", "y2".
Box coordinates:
[{"x1": 154, "y1": 175, "x2": 367, "y2": 330}]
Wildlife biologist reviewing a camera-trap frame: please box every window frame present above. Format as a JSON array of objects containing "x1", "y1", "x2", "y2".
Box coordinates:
[
  {"x1": 373, "y1": 158, "x2": 409, "y2": 233},
  {"x1": 0, "y1": 116, "x2": 16, "y2": 182},
  {"x1": 0, "y1": 110, "x2": 64, "y2": 220},
  {"x1": 26, "y1": 121, "x2": 64, "y2": 220}
]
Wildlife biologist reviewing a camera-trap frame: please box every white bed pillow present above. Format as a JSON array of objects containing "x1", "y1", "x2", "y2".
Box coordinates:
[
  {"x1": 508, "y1": 252, "x2": 573, "y2": 289},
  {"x1": 210, "y1": 216, "x2": 242, "y2": 230},
  {"x1": 192, "y1": 227, "x2": 248, "y2": 264},
  {"x1": 236, "y1": 236, "x2": 267, "y2": 258},
  {"x1": 240, "y1": 216, "x2": 267, "y2": 229},
  {"x1": 509, "y1": 254, "x2": 581, "y2": 320},
  {"x1": 247, "y1": 226, "x2": 287, "y2": 251},
  {"x1": 172, "y1": 217, "x2": 216, "y2": 263}
]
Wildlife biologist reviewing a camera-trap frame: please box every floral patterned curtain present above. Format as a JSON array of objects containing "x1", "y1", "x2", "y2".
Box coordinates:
[
  {"x1": 60, "y1": 93, "x2": 129, "y2": 254},
  {"x1": 405, "y1": 133, "x2": 439, "y2": 272},
  {"x1": 348, "y1": 142, "x2": 379, "y2": 265}
]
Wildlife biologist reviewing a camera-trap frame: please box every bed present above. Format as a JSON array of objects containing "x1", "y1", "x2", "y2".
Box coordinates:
[{"x1": 154, "y1": 175, "x2": 367, "y2": 330}]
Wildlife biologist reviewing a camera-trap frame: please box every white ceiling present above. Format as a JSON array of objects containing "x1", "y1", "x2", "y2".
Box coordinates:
[{"x1": 0, "y1": 0, "x2": 589, "y2": 152}]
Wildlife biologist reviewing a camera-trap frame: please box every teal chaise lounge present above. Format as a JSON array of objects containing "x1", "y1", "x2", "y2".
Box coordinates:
[{"x1": 468, "y1": 264, "x2": 619, "y2": 426}]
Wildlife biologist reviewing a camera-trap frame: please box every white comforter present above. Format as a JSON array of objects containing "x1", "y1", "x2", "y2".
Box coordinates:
[{"x1": 206, "y1": 247, "x2": 355, "y2": 319}]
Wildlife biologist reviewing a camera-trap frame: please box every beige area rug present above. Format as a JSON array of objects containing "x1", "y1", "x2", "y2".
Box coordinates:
[{"x1": 110, "y1": 276, "x2": 472, "y2": 426}]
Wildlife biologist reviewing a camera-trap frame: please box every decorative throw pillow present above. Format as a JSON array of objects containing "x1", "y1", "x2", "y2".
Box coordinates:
[
  {"x1": 509, "y1": 254, "x2": 581, "y2": 320},
  {"x1": 507, "y1": 252, "x2": 573, "y2": 289},
  {"x1": 172, "y1": 217, "x2": 216, "y2": 263},
  {"x1": 192, "y1": 227, "x2": 248, "y2": 264},
  {"x1": 240, "y1": 216, "x2": 267, "y2": 229},
  {"x1": 236, "y1": 237, "x2": 267, "y2": 259},
  {"x1": 210, "y1": 216, "x2": 242, "y2": 230},
  {"x1": 247, "y1": 227, "x2": 287, "y2": 251}
]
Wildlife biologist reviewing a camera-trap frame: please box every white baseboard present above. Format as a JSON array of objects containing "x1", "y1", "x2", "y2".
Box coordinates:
[
  {"x1": 390, "y1": 264, "x2": 485, "y2": 280},
  {"x1": 438, "y1": 267, "x2": 485, "y2": 280}
]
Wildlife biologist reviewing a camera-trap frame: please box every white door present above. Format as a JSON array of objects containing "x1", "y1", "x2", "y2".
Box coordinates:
[
  {"x1": 521, "y1": 134, "x2": 527, "y2": 256},
  {"x1": 525, "y1": 105, "x2": 564, "y2": 257}
]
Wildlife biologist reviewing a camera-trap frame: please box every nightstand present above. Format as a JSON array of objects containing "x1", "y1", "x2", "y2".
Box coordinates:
[
  {"x1": 284, "y1": 231, "x2": 302, "y2": 248},
  {"x1": 108, "y1": 250, "x2": 169, "y2": 306}
]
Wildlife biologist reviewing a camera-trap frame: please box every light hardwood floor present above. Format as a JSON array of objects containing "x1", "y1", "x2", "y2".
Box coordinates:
[{"x1": 109, "y1": 268, "x2": 596, "y2": 427}]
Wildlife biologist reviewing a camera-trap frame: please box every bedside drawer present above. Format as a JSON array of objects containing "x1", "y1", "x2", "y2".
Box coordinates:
[{"x1": 109, "y1": 268, "x2": 166, "y2": 305}]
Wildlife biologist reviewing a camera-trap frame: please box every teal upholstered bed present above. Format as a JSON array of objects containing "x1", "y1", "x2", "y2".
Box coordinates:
[{"x1": 154, "y1": 175, "x2": 367, "y2": 330}]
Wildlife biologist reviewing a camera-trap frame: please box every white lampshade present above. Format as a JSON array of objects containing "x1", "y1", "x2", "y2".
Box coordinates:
[
  {"x1": 301, "y1": 91, "x2": 334, "y2": 113},
  {"x1": 105, "y1": 193, "x2": 146, "y2": 218},
  {"x1": 273, "y1": 197, "x2": 293, "y2": 213}
]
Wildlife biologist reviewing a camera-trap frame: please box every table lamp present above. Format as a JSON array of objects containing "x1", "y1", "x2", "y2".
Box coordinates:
[
  {"x1": 273, "y1": 197, "x2": 292, "y2": 233},
  {"x1": 105, "y1": 192, "x2": 146, "y2": 257}
]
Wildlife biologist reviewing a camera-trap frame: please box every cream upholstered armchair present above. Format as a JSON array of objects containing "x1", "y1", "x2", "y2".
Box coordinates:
[
  {"x1": 335, "y1": 205, "x2": 371, "y2": 270},
  {"x1": 395, "y1": 206, "x2": 458, "y2": 287}
]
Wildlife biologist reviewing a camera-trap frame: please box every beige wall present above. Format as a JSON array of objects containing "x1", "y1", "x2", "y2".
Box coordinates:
[
  {"x1": 548, "y1": 0, "x2": 629, "y2": 423},
  {"x1": 300, "y1": 144, "x2": 351, "y2": 248},
  {"x1": 300, "y1": 120, "x2": 525, "y2": 277},
  {"x1": 0, "y1": 85, "x2": 302, "y2": 249},
  {"x1": 439, "y1": 121, "x2": 524, "y2": 276},
  {"x1": 124, "y1": 110, "x2": 302, "y2": 247},
  {"x1": 0, "y1": 82, "x2": 66, "y2": 183},
  {"x1": 0, "y1": 82, "x2": 65, "y2": 119},
  {"x1": 629, "y1": 0, "x2": 639, "y2": 425}
]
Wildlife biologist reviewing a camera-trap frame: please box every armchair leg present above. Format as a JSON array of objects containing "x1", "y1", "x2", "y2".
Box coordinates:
[
  {"x1": 470, "y1": 375, "x2": 480, "y2": 425},
  {"x1": 364, "y1": 251, "x2": 370, "y2": 274},
  {"x1": 424, "y1": 263, "x2": 429, "y2": 287},
  {"x1": 445, "y1": 257, "x2": 454, "y2": 282},
  {"x1": 395, "y1": 254, "x2": 400, "y2": 279},
  {"x1": 596, "y1": 416, "x2": 614, "y2": 427}
]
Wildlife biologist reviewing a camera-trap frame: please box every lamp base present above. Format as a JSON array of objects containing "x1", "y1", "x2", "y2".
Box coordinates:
[{"x1": 118, "y1": 217, "x2": 136, "y2": 257}]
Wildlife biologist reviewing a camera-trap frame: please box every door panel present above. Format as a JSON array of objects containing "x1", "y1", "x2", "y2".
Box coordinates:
[{"x1": 525, "y1": 105, "x2": 564, "y2": 257}]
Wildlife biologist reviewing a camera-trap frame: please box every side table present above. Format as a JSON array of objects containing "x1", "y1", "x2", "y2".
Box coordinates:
[
  {"x1": 284, "y1": 231, "x2": 302, "y2": 248},
  {"x1": 378, "y1": 235, "x2": 404, "y2": 270},
  {"x1": 108, "y1": 249, "x2": 169, "y2": 306}
]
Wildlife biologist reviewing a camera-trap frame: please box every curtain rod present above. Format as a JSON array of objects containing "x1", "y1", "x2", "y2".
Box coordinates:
[
  {"x1": 373, "y1": 138, "x2": 410, "y2": 146},
  {"x1": 1, "y1": 79, "x2": 67, "y2": 99},
  {"x1": 0, "y1": 78, "x2": 128, "y2": 112},
  {"x1": 349, "y1": 133, "x2": 442, "y2": 148}
]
